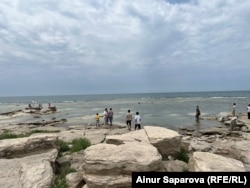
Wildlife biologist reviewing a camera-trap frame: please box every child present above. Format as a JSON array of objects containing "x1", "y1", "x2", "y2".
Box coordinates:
[{"x1": 95, "y1": 113, "x2": 100, "y2": 127}]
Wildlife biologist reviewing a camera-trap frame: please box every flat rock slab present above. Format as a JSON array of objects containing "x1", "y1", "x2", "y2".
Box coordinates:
[
  {"x1": 106, "y1": 129, "x2": 150, "y2": 145},
  {"x1": 0, "y1": 134, "x2": 58, "y2": 158},
  {"x1": 188, "y1": 151, "x2": 245, "y2": 171}
]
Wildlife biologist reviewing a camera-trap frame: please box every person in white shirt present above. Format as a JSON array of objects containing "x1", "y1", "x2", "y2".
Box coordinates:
[
  {"x1": 247, "y1": 104, "x2": 250, "y2": 119},
  {"x1": 134, "y1": 112, "x2": 141, "y2": 130},
  {"x1": 103, "y1": 108, "x2": 108, "y2": 125}
]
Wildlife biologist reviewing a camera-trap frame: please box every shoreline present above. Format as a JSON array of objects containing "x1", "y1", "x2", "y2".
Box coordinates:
[
  {"x1": 0, "y1": 109, "x2": 250, "y2": 187},
  {"x1": 1, "y1": 91, "x2": 250, "y2": 131},
  {"x1": 0, "y1": 107, "x2": 249, "y2": 135}
]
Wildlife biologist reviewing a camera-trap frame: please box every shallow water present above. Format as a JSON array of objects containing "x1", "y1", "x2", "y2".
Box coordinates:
[{"x1": 0, "y1": 91, "x2": 249, "y2": 131}]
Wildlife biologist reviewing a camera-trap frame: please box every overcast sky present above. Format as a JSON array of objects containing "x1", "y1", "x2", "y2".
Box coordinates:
[{"x1": 0, "y1": 0, "x2": 250, "y2": 97}]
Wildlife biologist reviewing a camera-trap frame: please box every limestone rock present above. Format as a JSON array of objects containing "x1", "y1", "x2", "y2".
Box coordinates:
[
  {"x1": 66, "y1": 172, "x2": 85, "y2": 188},
  {"x1": 70, "y1": 150, "x2": 85, "y2": 171},
  {"x1": 57, "y1": 129, "x2": 109, "y2": 144},
  {"x1": 162, "y1": 160, "x2": 188, "y2": 172},
  {"x1": 0, "y1": 149, "x2": 58, "y2": 188},
  {"x1": 212, "y1": 140, "x2": 250, "y2": 165},
  {"x1": 106, "y1": 129, "x2": 149, "y2": 145},
  {"x1": 144, "y1": 126, "x2": 182, "y2": 158},
  {"x1": 189, "y1": 139, "x2": 212, "y2": 152},
  {"x1": 0, "y1": 134, "x2": 58, "y2": 158},
  {"x1": 188, "y1": 151, "x2": 245, "y2": 171},
  {"x1": 82, "y1": 142, "x2": 162, "y2": 187},
  {"x1": 82, "y1": 173, "x2": 131, "y2": 188}
]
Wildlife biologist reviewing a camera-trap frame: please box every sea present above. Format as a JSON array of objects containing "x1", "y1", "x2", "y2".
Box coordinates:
[{"x1": 0, "y1": 91, "x2": 250, "y2": 131}]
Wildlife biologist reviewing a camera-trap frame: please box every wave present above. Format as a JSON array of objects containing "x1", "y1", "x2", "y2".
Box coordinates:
[
  {"x1": 218, "y1": 112, "x2": 230, "y2": 116},
  {"x1": 169, "y1": 113, "x2": 178, "y2": 116},
  {"x1": 210, "y1": 97, "x2": 247, "y2": 99},
  {"x1": 63, "y1": 100, "x2": 75, "y2": 103}
]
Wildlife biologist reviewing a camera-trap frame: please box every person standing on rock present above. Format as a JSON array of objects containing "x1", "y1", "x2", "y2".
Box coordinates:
[
  {"x1": 126, "y1": 110, "x2": 133, "y2": 130},
  {"x1": 95, "y1": 113, "x2": 100, "y2": 127},
  {"x1": 134, "y1": 112, "x2": 141, "y2": 130},
  {"x1": 232, "y1": 103, "x2": 236, "y2": 117},
  {"x1": 108, "y1": 108, "x2": 113, "y2": 126},
  {"x1": 103, "y1": 108, "x2": 108, "y2": 125},
  {"x1": 247, "y1": 104, "x2": 250, "y2": 119}
]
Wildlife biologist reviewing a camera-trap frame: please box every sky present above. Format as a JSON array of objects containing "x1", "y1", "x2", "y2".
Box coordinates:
[{"x1": 0, "y1": 0, "x2": 250, "y2": 97}]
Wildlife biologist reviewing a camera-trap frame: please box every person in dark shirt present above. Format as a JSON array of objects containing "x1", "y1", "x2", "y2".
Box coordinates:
[
  {"x1": 108, "y1": 108, "x2": 114, "y2": 126},
  {"x1": 195, "y1": 105, "x2": 200, "y2": 120}
]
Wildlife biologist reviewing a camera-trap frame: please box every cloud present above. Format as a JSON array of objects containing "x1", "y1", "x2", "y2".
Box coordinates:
[{"x1": 0, "y1": 0, "x2": 250, "y2": 96}]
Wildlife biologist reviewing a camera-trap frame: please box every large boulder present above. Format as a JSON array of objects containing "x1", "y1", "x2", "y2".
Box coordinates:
[
  {"x1": 0, "y1": 149, "x2": 58, "y2": 188},
  {"x1": 0, "y1": 134, "x2": 59, "y2": 187},
  {"x1": 188, "y1": 151, "x2": 245, "y2": 171},
  {"x1": 0, "y1": 134, "x2": 58, "y2": 158},
  {"x1": 82, "y1": 142, "x2": 162, "y2": 188},
  {"x1": 144, "y1": 126, "x2": 182, "y2": 158}
]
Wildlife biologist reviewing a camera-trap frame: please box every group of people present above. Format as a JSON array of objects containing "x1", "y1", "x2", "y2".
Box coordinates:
[
  {"x1": 230, "y1": 103, "x2": 250, "y2": 130},
  {"x1": 195, "y1": 103, "x2": 250, "y2": 131},
  {"x1": 95, "y1": 102, "x2": 250, "y2": 129},
  {"x1": 231, "y1": 103, "x2": 250, "y2": 119},
  {"x1": 125, "y1": 110, "x2": 141, "y2": 130},
  {"x1": 28, "y1": 99, "x2": 43, "y2": 109},
  {"x1": 95, "y1": 108, "x2": 114, "y2": 127},
  {"x1": 95, "y1": 108, "x2": 142, "y2": 130},
  {"x1": 103, "y1": 108, "x2": 114, "y2": 126},
  {"x1": 195, "y1": 102, "x2": 250, "y2": 120},
  {"x1": 28, "y1": 99, "x2": 54, "y2": 109},
  {"x1": 231, "y1": 102, "x2": 250, "y2": 120}
]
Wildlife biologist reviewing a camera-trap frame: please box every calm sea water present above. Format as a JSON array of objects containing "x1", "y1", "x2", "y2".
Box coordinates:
[{"x1": 0, "y1": 91, "x2": 250, "y2": 131}]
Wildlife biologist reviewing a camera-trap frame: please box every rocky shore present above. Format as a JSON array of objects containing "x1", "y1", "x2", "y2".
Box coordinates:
[{"x1": 0, "y1": 109, "x2": 250, "y2": 188}]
